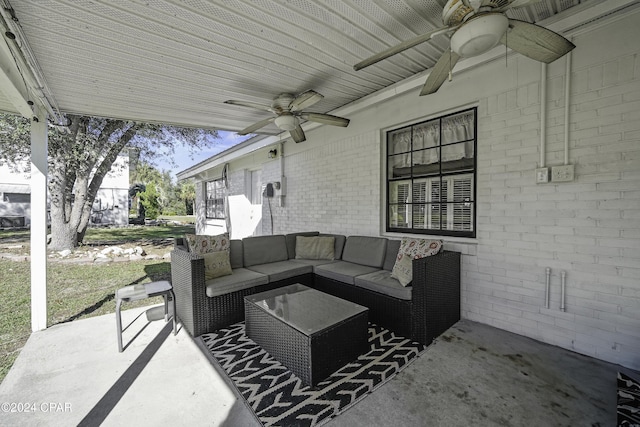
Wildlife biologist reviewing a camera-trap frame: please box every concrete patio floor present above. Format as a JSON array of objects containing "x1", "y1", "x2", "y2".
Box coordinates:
[{"x1": 0, "y1": 305, "x2": 621, "y2": 426}]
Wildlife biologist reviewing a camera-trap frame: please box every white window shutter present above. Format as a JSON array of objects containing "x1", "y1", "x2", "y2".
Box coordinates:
[{"x1": 452, "y1": 175, "x2": 473, "y2": 231}]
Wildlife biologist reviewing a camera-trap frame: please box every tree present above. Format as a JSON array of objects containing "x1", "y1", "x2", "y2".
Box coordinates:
[
  {"x1": 130, "y1": 161, "x2": 184, "y2": 215},
  {"x1": 128, "y1": 183, "x2": 146, "y2": 220},
  {"x1": 179, "y1": 180, "x2": 196, "y2": 215},
  {"x1": 139, "y1": 183, "x2": 161, "y2": 219},
  {"x1": 0, "y1": 113, "x2": 218, "y2": 250},
  {"x1": 131, "y1": 161, "x2": 167, "y2": 212}
]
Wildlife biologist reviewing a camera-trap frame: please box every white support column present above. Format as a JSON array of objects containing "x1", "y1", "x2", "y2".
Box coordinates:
[{"x1": 30, "y1": 106, "x2": 48, "y2": 332}]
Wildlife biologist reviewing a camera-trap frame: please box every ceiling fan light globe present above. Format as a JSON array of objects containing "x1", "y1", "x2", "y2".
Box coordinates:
[
  {"x1": 274, "y1": 114, "x2": 299, "y2": 131},
  {"x1": 450, "y1": 14, "x2": 509, "y2": 57}
]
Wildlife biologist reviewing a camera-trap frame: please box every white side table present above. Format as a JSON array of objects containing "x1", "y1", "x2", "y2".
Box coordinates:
[{"x1": 115, "y1": 280, "x2": 177, "y2": 352}]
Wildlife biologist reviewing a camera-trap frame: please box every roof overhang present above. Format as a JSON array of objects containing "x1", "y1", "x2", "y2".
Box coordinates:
[{"x1": 176, "y1": 0, "x2": 640, "y2": 180}]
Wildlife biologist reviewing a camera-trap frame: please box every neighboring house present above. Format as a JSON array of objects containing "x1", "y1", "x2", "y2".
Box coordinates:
[
  {"x1": 178, "y1": 11, "x2": 640, "y2": 372},
  {"x1": 0, "y1": 165, "x2": 30, "y2": 227},
  {"x1": 0, "y1": 151, "x2": 131, "y2": 227}
]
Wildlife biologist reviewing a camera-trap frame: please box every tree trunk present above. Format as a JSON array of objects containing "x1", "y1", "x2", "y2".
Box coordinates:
[
  {"x1": 48, "y1": 162, "x2": 82, "y2": 251},
  {"x1": 48, "y1": 210, "x2": 80, "y2": 251}
]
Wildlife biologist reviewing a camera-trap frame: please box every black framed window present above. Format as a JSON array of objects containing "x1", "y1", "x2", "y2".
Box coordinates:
[
  {"x1": 205, "y1": 179, "x2": 226, "y2": 219},
  {"x1": 386, "y1": 108, "x2": 477, "y2": 237}
]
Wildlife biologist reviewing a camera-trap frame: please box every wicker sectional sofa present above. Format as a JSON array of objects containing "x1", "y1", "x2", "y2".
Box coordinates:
[{"x1": 170, "y1": 231, "x2": 460, "y2": 345}]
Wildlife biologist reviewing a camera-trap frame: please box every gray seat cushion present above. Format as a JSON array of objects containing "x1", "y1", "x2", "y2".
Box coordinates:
[
  {"x1": 229, "y1": 239, "x2": 243, "y2": 269},
  {"x1": 290, "y1": 258, "x2": 338, "y2": 268},
  {"x1": 341, "y1": 236, "x2": 387, "y2": 268},
  {"x1": 383, "y1": 239, "x2": 401, "y2": 271},
  {"x1": 245, "y1": 260, "x2": 313, "y2": 282},
  {"x1": 205, "y1": 268, "x2": 268, "y2": 297},
  {"x1": 243, "y1": 235, "x2": 289, "y2": 267},
  {"x1": 314, "y1": 261, "x2": 381, "y2": 285},
  {"x1": 354, "y1": 270, "x2": 412, "y2": 301}
]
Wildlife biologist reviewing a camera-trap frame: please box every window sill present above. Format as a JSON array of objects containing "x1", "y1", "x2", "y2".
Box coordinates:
[{"x1": 381, "y1": 231, "x2": 478, "y2": 256}]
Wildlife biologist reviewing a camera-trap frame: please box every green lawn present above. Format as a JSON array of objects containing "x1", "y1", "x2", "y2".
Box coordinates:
[
  {"x1": 82, "y1": 224, "x2": 196, "y2": 244},
  {"x1": 0, "y1": 224, "x2": 195, "y2": 245},
  {"x1": 0, "y1": 224, "x2": 194, "y2": 384}
]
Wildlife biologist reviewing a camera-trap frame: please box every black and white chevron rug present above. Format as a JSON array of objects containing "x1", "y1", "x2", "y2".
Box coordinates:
[
  {"x1": 198, "y1": 322, "x2": 426, "y2": 427},
  {"x1": 618, "y1": 370, "x2": 640, "y2": 426}
]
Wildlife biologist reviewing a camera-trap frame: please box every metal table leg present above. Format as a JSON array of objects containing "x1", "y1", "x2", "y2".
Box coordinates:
[
  {"x1": 116, "y1": 280, "x2": 176, "y2": 352},
  {"x1": 170, "y1": 288, "x2": 177, "y2": 335},
  {"x1": 116, "y1": 296, "x2": 123, "y2": 352}
]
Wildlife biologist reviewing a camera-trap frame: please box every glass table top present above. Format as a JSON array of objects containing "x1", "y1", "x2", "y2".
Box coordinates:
[{"x1": 245, "y1": 284, "x2": 368, "y2": 336}]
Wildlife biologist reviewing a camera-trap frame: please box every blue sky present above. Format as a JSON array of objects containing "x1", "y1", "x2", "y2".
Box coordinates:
[{"x1": 156, "y1": 130, "x2": 251, "y2": 181}]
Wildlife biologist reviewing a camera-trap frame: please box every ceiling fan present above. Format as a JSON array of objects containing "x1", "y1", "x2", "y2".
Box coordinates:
[
  {"x1": 224, "y1": 90, "x2": 350, "y2": 143},
  {"x1": 354, "y1": 0, "x2": 576, "y2": 96}
]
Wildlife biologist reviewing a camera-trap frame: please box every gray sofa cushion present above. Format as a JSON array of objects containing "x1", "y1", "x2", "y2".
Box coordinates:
[
  {"x1": 245, "y1": 260, "x2": 313, "y2": 282},
  {"x1": 383, "y1": 239, "x2": 401, "y2": 271},
  {"x1": 295, "y1": 236, "x2": 335, "y2": 260},
  {"x1": 243, "y1": 235, "x2": 289, "y2": 267},
  {"x1": 354, "y1": 270, "x2": 412, "y2": 301},
  {"x1": 285, "y1": 231, "x2": 319, "y2": 259},
  {"x1": 314, "y1": 261, "x2": 381, "y2": 285},
  {"x1": 290, "y1": 258, "x2": 337, "y2": 267},
  {"x1": 205, "y1": 268, "x2": 268, "y2": 297},
  {"x1": 319, "y1": 234, "x2": 346, "y2": 259},
  {"x1": 341, "y1": 236, "x2": 388, "y2": 268},
  {"x1": 229, "y1": 240, "x2": 243, "y2": 269}
]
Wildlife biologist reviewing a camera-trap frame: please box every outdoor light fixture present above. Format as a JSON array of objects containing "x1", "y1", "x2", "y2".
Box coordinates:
[
  {"x1": 268, "y1": 149, "x2": 278, "y2": 159},
  {"x1": 450, "y1": 14, "x2": 509, "y2": 57},
  {"x1": 274, "y1": 114, "x2": 299, "y2": 131}
]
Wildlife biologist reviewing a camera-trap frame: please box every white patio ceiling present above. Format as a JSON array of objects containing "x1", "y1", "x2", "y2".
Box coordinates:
[{"x1": 0, "y1": 0, "x2": 619, "y2": 137}]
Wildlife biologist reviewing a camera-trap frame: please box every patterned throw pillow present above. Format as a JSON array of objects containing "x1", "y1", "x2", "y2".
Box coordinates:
[
  {"x1": 391, "y1": 238, "x2": 443, "y2": 287},
  {"x1": 203, "y1": 251, "x2": 233, "y2": 280},
  {"x1": 185, "y1": 233, "x2": 230, "y2": 255}
]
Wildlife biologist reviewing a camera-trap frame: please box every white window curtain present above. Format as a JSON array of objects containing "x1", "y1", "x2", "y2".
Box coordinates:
[
  {"x1": 390, "y1": 130, "x2": 412, "y2": 167},
  {"x1": 390, "y1": 113, "x2": 474, "y2": 167},
  {"x1": 413, "y1": 122, "x2": 439, "y2": 165},
  {"x1": 441, "y1": 112, "x2": 474, "y2": 162}
]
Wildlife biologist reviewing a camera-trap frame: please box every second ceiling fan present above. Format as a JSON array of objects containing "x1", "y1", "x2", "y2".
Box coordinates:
[
  {"x1": 225, "y1": 90, "x2": 350, "y2": 143},
  {"x1": 354, "y1": 0, "x2": 576, "y2": 95}
]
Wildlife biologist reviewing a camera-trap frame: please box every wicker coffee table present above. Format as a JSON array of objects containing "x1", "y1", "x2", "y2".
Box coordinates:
[{"x1": 244, "y1": 283, "x2": 369, "y2": 386}]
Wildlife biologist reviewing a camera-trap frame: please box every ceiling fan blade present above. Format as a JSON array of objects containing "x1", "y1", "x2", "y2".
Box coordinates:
[
  {"x1": 224, "y1": 99, "x2": 273, "y2": 112},
  {"x1": 237, "y1": 117, "x2": 275, "y2": 135},
  {"x1": 290, "y1": 90, "x2": 324, "y2": 111},
  {"x1": 419, "y1": 50, "x2": 461, "y2": 96},
  {"x1": 354, "y1": 25, "x2": 452, "y2": 71},
  {"x1": 290, "y1": 125, "x2": 306, "y2": 143},
  {"x1": 502, "y1": 0, "x2": 542, "y2": 10},
  {"x1": 501, "y1": 19, "x2": 575, "y2": 63},
  {"x1": 299, "y1": 112, "x2": 350, "y2": 127}
]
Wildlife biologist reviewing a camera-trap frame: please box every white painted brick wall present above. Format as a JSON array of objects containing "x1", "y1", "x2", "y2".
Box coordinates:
[
  {"x1": 202, "y1": 13, "x2": 640, "y2": 369},
  {"x1": 464, "y1": 15, "x2": 640, "y2": 368},
  {"x1": 271, "y1": 131, "x2": 380, "y2": 237}
]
